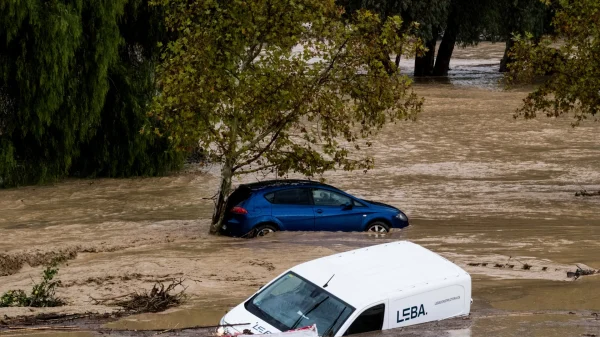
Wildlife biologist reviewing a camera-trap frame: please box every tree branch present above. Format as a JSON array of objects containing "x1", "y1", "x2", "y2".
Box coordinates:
[
  {"x1": 317, "y1": 38, "x2": 349, "y2": 85},
  {"x1": 233, "y1": 128, "x2": 282, "y2": 171},
  {"x1": 232, "y1": 110, "x2": 292, "y2": 158},
  {"x1": 236, "y1": 163, "x2": 279, "y2": 175}
]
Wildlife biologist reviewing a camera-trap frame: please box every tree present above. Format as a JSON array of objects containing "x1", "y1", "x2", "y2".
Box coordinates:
[
  {"x1": 150, "y1": 0, "x2": 424, "y2": 234},
  {"x1": 339, "y1": 0, "x2": 450, "y2": 76},
  {"x1": 486, "y1": 0, "x2": 549, "y2": 72},
  {"x1": 71, "y1": 0, "x2": 184, "y2": 177},
  {"x1": 0, "y1": 0, "x2": 181, "y2": 187},
  {"x1": 432, "y1": 0, "x2": 495, "y2": 76},
  {"x1": 506, "y1": 0, "x2": 600, "y2": 124}
]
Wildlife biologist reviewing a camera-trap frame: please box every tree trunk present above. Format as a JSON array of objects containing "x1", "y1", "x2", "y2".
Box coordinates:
[
  {"x1": 433, "y1": 17, "x2": 458, "y2": 76},
  {"x1": 209, "y1": 163, "x2": 234, "y2": 235},
  {"x1": 499, "y1": 39, "x2": 515, "y2": 73},
  {"x1": 395, "y1": 54, "x2": 401, "y2": 69},
  {"x1": 414, "y1": 32, "x2": 438, "y2": 77}
]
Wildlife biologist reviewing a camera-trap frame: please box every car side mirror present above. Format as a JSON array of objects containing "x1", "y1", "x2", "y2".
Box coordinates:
[{"x1": 342, "y1": 202, "x2": 353, "y2": 210}]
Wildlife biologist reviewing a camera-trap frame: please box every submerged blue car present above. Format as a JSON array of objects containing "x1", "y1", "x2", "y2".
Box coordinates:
[{"x1": 220, "y1": 180, "x2": 409, "y2": 237}]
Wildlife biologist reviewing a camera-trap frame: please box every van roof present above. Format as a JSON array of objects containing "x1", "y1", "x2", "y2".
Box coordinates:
[{"x1": 290, "y1": 241, "x2": 468, "y2": 308}]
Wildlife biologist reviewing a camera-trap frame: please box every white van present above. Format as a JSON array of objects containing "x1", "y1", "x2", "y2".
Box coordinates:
[{"x1": 220, "y1": 241, "x2": 471, "y2": 336}]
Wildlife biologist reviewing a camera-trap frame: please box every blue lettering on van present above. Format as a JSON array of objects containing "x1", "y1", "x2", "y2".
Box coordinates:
[{"x1": 396, "y1": 304, "x2": 427, "y2": 323}]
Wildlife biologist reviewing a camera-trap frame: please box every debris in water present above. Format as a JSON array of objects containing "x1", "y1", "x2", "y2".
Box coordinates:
[
  {"x1": 507, "y1": 264, "x2": 515, "y2": 269},
  {"x1": 467, "y1": 263, "x2": 481, "y2": 266},
  {"x1": 566, "y1": 266, "x2": 598, "y2": 280},
  {"x1": 542, "y1": 267, "x2": 548, "y2": 271},
  {"x1": 90, "y1": 279, "x2": 186, "y2": 313},
  {"x1": 522, "y1": 264, "x2": 532, "y2": 270},
  {"x1": 481, "y1": 263, "x2": 488, "y2": 267},
  {"x1": 494, "y1": 264, "x2": 503, "y2": 268},
  {"x1": 575, "y1": 190, "x2": 600, "y2": 197}
]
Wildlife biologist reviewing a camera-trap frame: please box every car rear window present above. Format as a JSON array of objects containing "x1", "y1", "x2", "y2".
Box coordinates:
[
  {"x1": 264, "y1": 188, "x2": 311, "y2": 205},
  {"x1": 226, "y1": 186, "x2": 252, "y2": 209}
]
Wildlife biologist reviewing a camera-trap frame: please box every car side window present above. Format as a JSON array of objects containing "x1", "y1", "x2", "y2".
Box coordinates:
[
  {"x1": 265, "y1": 188, "x2": 311, "y2": 205},
  {"x1": 312, "y1": 189, "x2": 351, "y2": 206},
  {"x1": 343, "y1": 304, "x2": 385, "y2": 336},
  {"x1": 353, "y1": 199, "x2": 366, "y2": 207}
]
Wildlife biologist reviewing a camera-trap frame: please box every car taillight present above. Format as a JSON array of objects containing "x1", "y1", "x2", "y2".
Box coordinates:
[{"x1": 230, "y1": 206, "x2": 248, "y2": 215}]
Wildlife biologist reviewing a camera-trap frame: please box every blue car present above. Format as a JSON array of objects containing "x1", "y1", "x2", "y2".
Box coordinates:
[{"x1": 220, "y1": 180, "x2": 409, "y2": 237}]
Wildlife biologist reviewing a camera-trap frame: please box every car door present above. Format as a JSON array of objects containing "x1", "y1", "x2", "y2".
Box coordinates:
[
  {"x1": 312, "y1": 189, "x2": 364, "y2": 232},
  {"x1": 267, "y1": 188, "x2": 315, "y2": 231}
]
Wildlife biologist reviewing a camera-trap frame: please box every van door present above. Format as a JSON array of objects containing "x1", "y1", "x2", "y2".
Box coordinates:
[
  {"x1": 388, "y1": 285, "x2": 466, "y2": 329},
  {"x1": 339, "y1": 303, "x2": 387, "y2": 336}
]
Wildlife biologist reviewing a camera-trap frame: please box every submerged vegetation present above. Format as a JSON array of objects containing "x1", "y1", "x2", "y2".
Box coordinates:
[{"x1": 0, "y1": 265, "x2": 65, "y2": 308}]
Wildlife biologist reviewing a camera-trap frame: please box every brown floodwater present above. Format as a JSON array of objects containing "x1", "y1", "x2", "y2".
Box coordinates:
[{"x1": 1, "y1": 42, "x2": 599, "y2": 336}]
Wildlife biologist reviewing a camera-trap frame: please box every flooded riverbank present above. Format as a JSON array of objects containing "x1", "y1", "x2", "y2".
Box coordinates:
[{"x1": 1, "y1": 43, "x2": 599, "y2": 336}]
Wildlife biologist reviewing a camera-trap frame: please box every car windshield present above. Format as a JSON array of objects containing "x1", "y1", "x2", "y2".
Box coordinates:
[{"x1": 245, "y1": 272, "x2": 354, "y2": 336}]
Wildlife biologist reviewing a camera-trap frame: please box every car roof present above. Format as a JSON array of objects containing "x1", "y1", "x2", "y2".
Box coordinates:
[
  {"x1": 289, "y1": 241, "x2": 468, "y2": 308},
  {"x1": 241, "y1": 179, "x2": 338, "y2": 191}
]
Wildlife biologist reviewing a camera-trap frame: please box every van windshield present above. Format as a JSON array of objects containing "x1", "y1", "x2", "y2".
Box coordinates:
[{"x1": 245, "y1": 272, "x2": 354, "y2": 336}]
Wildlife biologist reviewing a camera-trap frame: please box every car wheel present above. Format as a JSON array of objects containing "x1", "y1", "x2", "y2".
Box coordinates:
[
  {"x1": 254, "y1": 224, "x2": 278, "y2": 238},
  {"x1": 365, "y1": 221, "x2": 390, "y2": 233}
]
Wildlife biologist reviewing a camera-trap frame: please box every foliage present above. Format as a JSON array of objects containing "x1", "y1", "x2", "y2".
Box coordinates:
[
  {"x1": 150, "y1": 0, "x2": 424, "y2": 233},
  {"x1": 0, "y1": 265, "x2": 65, "y2": 308},
  {"x1": 71, "y1": 0, "x2": 184, "y2": 177},
  {"x1": 340, "y1": 0, "x2": 450, "y2": 42},
  {"x1": 506, "y1": 0, "x2": 600, "y2": 124},
  {"x1": 486, "y1": 0, "x2": 550, "y2": 42},
  {"x1": 0, "y1": 0, "x2": 181, "y2": 187}
]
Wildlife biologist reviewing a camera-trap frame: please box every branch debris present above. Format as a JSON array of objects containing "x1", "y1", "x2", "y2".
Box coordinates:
[{"x1": 91, "y1": 279, "x2": 187, "y2": 313}]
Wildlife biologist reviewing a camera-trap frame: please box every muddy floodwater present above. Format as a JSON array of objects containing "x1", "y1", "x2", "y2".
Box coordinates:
[{"x1": 1, "y1": 43, "x2": 599, "y2": 336}]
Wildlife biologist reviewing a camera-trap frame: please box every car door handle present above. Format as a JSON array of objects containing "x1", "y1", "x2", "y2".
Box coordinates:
[{"x1": 315, "y1": 209, "x2": 323, "y2": 214}]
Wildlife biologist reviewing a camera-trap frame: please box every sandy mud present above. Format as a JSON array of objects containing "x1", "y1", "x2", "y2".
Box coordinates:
[{"x1": 1, "y1": 42, "x2": 599, "y2": 336}]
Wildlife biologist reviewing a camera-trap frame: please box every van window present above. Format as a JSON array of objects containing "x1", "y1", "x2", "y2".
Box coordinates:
[
  {"x1": 343, "y1": 304, "x2": 385, "y2": 336},
  {"x1": 265, "y1": 188, "x2": 311, "y2": 205},
  {"x1": 245, "y1": 272, "x2": 354, "y2": 336}
]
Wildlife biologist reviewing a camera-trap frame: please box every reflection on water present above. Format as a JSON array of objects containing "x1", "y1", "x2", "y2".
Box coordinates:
[{"x1": 1, "y1": 42, "x2": 599, "y2": 336}]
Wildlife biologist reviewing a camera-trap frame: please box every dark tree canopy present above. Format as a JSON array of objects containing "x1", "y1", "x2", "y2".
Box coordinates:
[
  {"x1": 340, "y1": 0, "x2": 554, "y2": 76},
  {"x1": 486, "y1": 0, "x2": 550, "y2": 72},
  {"x1": 0, "y1": 0, "x2": 181, "y2": 187}
]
